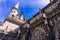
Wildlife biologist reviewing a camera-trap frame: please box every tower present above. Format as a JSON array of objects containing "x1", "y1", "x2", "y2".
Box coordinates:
[
  {"x1": 20, "y1": 11, "x2": 24, "y2": 20},
  {"x1": 3, "y1": 2, "x2": 25, "y2": 34},
  {"x1": 9, "y1": 3, "x2": 19, "y2": 17}
]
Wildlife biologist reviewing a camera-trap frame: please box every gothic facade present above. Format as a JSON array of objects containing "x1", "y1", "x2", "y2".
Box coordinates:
[
  {"x1": 20, "y1": 0, "x2": 60, "y2": 40},
  {"x1": 0, "y1": 0, "x2": 60, "y2": 40}
]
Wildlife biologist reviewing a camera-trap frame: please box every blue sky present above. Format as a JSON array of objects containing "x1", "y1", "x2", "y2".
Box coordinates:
[{"x1": 0, "y1": 0, "x2": 50, "y2": 22}]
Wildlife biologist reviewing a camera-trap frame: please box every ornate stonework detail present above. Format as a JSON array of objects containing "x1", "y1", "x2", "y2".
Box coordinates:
[
  {"x1": 54, "y1": 19, "x2": 60, "y2": 40},
  {"x1": 30, "y1": 27, "x2": 46, "y2": 40},
  {"x1": 0, "y1": 0, "x2": 60, "y2": 40}
]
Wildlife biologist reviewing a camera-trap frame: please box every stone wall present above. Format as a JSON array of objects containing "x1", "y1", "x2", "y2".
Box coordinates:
[{"x1": 19, "y1": 0, "x2": 60, "y2": 40}]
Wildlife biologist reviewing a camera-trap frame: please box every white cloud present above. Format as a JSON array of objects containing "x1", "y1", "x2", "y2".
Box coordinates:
[
  {"x1": 19, "y1": 0, "x2": 50, "y2": 8},
  {"x1": 6, "y1": 0, "x2": 50, "y2": 8},
  {"x1": 0, "y1": 0, "x2": 5, "y2": 2},
  {"x1": 34, "y1": 0, "x2": 50, "y2": 5},
  {"x1": 29, "y1": 0, "x2": 50, "y2": 6}
]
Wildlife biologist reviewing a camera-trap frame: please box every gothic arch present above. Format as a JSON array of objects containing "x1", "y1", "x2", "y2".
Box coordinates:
[{"x1": 30, "y1": 27, "x2": 46, "y2": 40}]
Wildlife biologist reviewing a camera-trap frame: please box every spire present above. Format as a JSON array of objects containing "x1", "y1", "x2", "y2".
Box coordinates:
[
  {"x1": 21, "y1": 10, "x2": 24, "y2": 15},
  {"x1": 14, "y1": 2, "x2": 19, "y2": 9},
  {"x1": 9, "y1": 2, "x2": 19, "y2": 17},
  {"x1": 20, "y1": 11, "x2": 24, "y2": 20}
]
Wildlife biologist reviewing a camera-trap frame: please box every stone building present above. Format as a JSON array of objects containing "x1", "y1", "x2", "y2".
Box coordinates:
[
  {"x1": 19, "y1": 0, "x2": 60, "y2": 40},
  {"x1": 0, "y1": 2, "x2": 26, "y2": 40},
  {"x1": 0, "y1": 0, "x2": 60, "y2": 40}
]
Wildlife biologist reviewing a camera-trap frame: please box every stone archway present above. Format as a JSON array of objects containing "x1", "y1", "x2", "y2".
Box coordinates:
[{"x1": 30, "y1": 27, "x2": 46, "y2": 40}]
